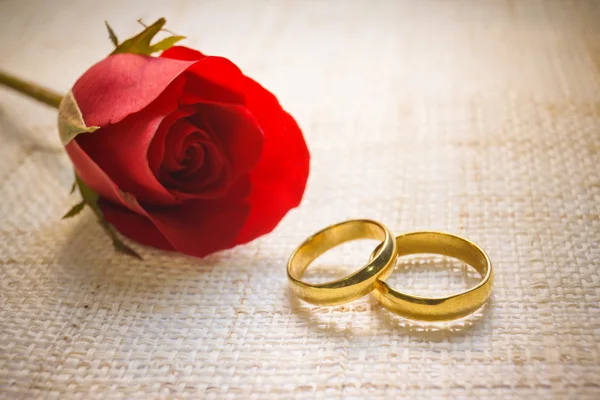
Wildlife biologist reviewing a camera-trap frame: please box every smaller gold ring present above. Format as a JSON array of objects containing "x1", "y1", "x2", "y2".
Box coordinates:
[
  {"x1": 371, "y1": 231, "x2": 493, "y2": 321},
  {"x1": 287, "y1": 219, "x2": 397, "y2": 306}
]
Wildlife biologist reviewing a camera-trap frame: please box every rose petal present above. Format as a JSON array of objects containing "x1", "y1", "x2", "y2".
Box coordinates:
[
  {"x1": 141, "y1": 177, "x2": 251, "y2": 257},
  {"x1": 66, "y1": 136, "x2": 177, "y2": 250},
  {"x1": 180, "y1": 73, "x2": 244, "y2": 105},
  {"x1": 73, "y1": 49, "x2": 245, "y2": 127},
  {"x1": 91, "y1": 172, "x2": 251, "y2": 258},
  {"x1": 160, "y1": 135, "x2": 230, "y2": 199},
  {"x1": 152, "y1": 114, "x2": 231, "y2": 201},
  {"x1": 96, "y1": 176, "x2": 252, "y2": 258},
  {"x1": 99, "y1": 200, "x2": 176, "y2": 251},
  {"x1": 162, "y1": 47, "x2": 245, "y2": 105},
  {"x1": 147, "y1": 107, "x2": 196, "y2": 176},
  {"x1": 193, "y1": 102, "x2": 264, "y2": 179},
  {"x1": 73, "y1": 54, "x2": 196, "y2": 127},
  {"x1": 159, "y1": 118, "x2": 208, "y2": 173},
  {"x1": 100, "y1": 188, "x2": 250, "y2": 258},
  {"x1": 161, "y1": 46, "x2": 207, "y2": 61},
  {"x1": 149, "y1": 102, "x2": 264, "y2": 202},
  {"x1": 75, "y1": 78, "x2": 185, "y2": 206},
  {"x1": 234, "y1": 78, "x2": 310, "y2": 244},
  {"x1": 65, "y1": 140, "x2": 145, "y2": 214}
]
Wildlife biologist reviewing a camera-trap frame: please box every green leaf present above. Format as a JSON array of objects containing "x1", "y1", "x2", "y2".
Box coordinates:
[
  {"x1": 111, "y1": 17, "x2": 165, "y2": 55},
  {"x1": 75, "y1": 176, "x2": 143, "y2": 260},
  {"x1": 105, "y1": 21, "x2": 119, "y2": 47},
  {"x1": 62, "y1": 200, "x2": 86, "y2": 219},
  {"x1": 57, "y1": 91, "x2": 100, "y2": 145},
  {"x1": 109, "y1": 18, "x2": 184, "y2": 56},
  {"x1": 149, "y1": 35, "x2": 186, "y2": 53},
  {"x1": 113, "y1": 239, "x2": 143, "y2": 259},
  {"x1": 137, "y1": 18, "x2": 148, "y2": 28},
  {"x1": 70, "y1": 180, "x2": 77, "y2": 194},
  {"x1": 76, "y1": 175, "x2": 98, "y2": 205}
]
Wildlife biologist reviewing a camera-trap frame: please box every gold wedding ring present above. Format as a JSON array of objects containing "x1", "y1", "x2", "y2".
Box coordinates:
[
  {"x1": 288, "y1": 222, "x2": 493, "y2": 322},
  {"x1": 371, "y1": 231, "x2": 493, "y2": 321},
  {"x1": 287, "y1": 219, "x2": 397, "y2": 305}
]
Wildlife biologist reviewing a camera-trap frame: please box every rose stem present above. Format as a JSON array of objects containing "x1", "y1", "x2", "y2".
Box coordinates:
[{"x1": 0, "y1": 69, "x2": 63, "y2": 109}]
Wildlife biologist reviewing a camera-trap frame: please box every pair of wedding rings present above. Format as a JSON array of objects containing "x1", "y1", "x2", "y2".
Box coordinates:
[{"x1": 287, "y1": 220, "x2": 493, "y2": 321}]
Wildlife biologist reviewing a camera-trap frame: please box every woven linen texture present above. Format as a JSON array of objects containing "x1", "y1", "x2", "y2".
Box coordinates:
[{"x1": 0, "y1": 0, "x2": 599, "y2": 398}]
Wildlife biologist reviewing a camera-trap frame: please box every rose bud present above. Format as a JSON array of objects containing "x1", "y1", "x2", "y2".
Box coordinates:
[{"x1": 58, "y1": 20, "x2": 310, "y2": 258}]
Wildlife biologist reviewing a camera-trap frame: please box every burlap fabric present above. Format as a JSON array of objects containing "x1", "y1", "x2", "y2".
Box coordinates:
[{"x1": 1, "y1": 0, "x2": 599, "y2": 398}]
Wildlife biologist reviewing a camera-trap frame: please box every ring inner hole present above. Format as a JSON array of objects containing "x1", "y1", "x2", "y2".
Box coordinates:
[
  {"x1": 386, "y1": 254, "x2": 482, "y2": 298},
  {"x1": 301, "y1": 239, "x2": 381, "y2": 284}
]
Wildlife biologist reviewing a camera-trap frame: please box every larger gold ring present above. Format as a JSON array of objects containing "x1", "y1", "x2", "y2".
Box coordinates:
[
  {"x1": 287, "y1": 219, "x2": 397, "y2": 306},
  {"x1": 371, "y1": 231, "x2": 493, "y2": 321}
]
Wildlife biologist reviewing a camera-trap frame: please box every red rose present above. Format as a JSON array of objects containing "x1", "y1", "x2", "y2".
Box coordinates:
[{"x1": 63, "y1": 46, "x2": 310, "y2": 258}]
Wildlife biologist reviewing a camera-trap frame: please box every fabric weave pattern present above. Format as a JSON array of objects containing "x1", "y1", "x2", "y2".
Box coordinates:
[{"x1": 0, "y1": 0, "x2": 599, "y2": 398}]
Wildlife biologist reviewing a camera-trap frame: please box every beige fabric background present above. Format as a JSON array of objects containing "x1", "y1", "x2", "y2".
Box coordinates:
[{"x1": 1, "y1": 0, "x2": 599, "y2": 398}]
